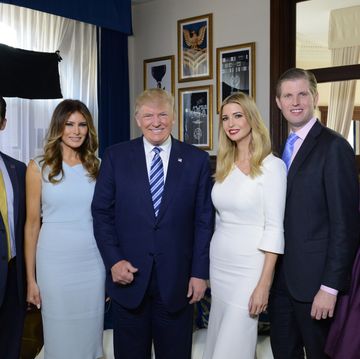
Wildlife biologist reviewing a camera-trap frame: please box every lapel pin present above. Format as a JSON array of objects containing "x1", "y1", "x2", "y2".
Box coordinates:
[{"x1": 178, "y1": 158, "x2": 182, "y2": 162}]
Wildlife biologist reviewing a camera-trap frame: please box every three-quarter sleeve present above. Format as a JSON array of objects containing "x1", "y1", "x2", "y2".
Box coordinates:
[{"x1": 257, "y1": 156, "x2": 287, "y2": 254}]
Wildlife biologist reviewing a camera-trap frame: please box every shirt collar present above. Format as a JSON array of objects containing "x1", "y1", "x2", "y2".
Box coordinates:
[
  {"x1": 292, "y1": 117, "x2": 317, "y2": 140},
  {"x1": 143, "y1": 135, "x2": 172, "y2": 154}
]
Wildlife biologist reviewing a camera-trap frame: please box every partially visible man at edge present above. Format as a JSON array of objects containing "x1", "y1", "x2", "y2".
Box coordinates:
[{"x1": 0, "y1": 96, "x2": 27, "y2": 359}]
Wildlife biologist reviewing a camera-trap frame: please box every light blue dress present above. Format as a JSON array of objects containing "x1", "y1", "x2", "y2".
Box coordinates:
[{"x1": 35, "y1": 160, "x2": 105, "y2": 359}]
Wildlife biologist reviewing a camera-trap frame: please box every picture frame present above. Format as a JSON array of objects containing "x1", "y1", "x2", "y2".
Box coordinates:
[
  {"x1": 143, "y1": 55, "x2": 175, "y2": 94},
  {"x1": 177, "y1": 13, "x2": 213, "y2": 82},
  {"x1": 178, "y1": 85, "x2": 213, "y2": 150},
  {"x1": 216, "y1": 42, "x2": 256, "y2": 112}
]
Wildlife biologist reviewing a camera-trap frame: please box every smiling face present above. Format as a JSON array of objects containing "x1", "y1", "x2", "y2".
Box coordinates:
[
  {"x1": 276, "y1": 78, "x2": 318, "y2": 131},
  {"x1": 61, "y1": 111, "x2": 88, "y2": 151},
  {"x1": 221, "y1": 102, "x2": 252, "y2": 146},
  {"x1": 135, "y1": 100, "x2": 174, "y2": 146}
]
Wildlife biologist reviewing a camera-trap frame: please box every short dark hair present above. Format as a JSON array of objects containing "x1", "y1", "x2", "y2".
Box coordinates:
[
  {"x1": 276, "y1": 68, "x2": 318, "y2": 98},
  {"x1": 0, "y1": 96, "x2": 6, "y2": 121}
]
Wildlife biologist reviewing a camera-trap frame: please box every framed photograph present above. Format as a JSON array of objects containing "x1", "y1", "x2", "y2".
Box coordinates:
[
  {"x1": 177, "y1": 13, "x2": 213, "y2": 82},
  {"x1": 216, "y1": 42, "x2": 256, "y2": 112},
  {"x1": 143, "y1": 55, "x2": 175, "y2": 94},
  {"x1": 178, "y1": 85, "x2": 213, "y2": 150}
]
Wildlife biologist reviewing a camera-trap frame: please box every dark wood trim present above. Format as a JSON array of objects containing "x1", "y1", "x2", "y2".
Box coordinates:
[
  {"x1": 270, "y1": 0, "x2": 299, "y2": 154},
  {"x1": 310, "y1": 65, "x2": 360, "y2": 83},
  {"x1": 318, "y1": 106, "x2": 360, "y2": 125}
]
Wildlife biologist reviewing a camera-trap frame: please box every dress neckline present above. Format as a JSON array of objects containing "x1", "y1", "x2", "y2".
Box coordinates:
[
  {"x1": 63, "y1": 161, "x2": 82, "y2": 168},
  {"x1": 233, "y1": 164, "x2": 250, "y2": 177}
]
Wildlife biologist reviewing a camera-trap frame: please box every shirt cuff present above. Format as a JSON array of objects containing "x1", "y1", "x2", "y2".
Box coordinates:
[{"x1": 320, "y1": 285, "x2": 338, "y2": 296}]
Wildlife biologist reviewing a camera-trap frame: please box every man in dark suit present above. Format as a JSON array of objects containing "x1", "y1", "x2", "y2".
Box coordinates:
[
  {"x1": 0, "y1": 96, "x2": 27, "y2": 359},
  {"x1": 269, "y1": 68, "x2": 360, "y2": 359},
  {"x1": 92, "y1": 88, "x2": 214, "y2": 359}
]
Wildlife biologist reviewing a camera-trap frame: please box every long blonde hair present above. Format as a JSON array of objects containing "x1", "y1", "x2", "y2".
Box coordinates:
[
  {"x1": 215, "y1": 92, "x2": 271, "y2": 182},
  {"x1": 40, "y1": 99, "x2": 100, "y2": 183}
]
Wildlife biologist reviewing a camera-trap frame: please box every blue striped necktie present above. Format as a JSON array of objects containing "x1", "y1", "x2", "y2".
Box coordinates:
[
  {"x1": 149, "y1": 147, "x2": 164, "y2": 217},
  {"x1": 282, "y1": 132, "x2": 299, "y2": 171}
]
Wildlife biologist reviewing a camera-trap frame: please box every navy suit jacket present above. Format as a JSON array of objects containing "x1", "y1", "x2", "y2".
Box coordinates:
[
  {"x1": 277, "y1": 121, "x2": 360, "y2": 302},
  {"x1": 0, "y1": 152, "x2": 26, "y2": 306},
  {"x1": 92, "y1": 137, "x2": 214, "y2": 312}
]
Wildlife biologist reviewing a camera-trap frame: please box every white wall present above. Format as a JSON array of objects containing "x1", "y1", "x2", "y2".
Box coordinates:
[{"x1": 129, "y1": 0, "x2": 270, "y2": 155}]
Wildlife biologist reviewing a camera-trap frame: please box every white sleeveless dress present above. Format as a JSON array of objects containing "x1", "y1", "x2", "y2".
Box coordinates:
[
  {"x1": 203, "y1": 154, "x2": 286, "y2": 359},
  {"x1": 35, "y1": 161, "x2": 105, "y2": 359}
]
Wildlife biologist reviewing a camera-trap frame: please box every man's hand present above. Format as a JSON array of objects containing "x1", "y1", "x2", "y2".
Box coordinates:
[
  {"x1": 311, "y1": 288, "x2": 337, "y2": 320},
  {"x1": 111, "y1": 260, "x2": 138, "y2": 285},
  {"x1": 187, "y1": 277, "x2": 207, "y2": 304}
]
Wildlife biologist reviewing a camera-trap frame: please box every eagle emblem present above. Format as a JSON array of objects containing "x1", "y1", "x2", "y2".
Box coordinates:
[{"x1": 183, "y1": 25, "x2": 207, "y2": 50}]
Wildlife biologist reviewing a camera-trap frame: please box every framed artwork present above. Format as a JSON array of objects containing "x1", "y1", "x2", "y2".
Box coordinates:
[
  {"x1": 178, "y1": 85, "x2": 213, "y2": 150},
  {"x1": 143, "y1": 55, "x2": 175, "y2": 94},
  {"x1": 216, "y1": 42, "x2": 256, "y2": 112},
  {"x1": 177, "y1": 13, "x2": 213, "y2": 82}
]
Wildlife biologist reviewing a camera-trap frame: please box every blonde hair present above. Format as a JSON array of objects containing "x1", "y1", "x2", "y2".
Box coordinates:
[
  {"x1": 215, "y1": 92, "x2": 271, "y2": 182},
  {"x1": 40, "y1": 99, "x2": 100, "y2": 183},
  {"x1": 135, "y1": 88, "x2": 175, "y2": 117}
]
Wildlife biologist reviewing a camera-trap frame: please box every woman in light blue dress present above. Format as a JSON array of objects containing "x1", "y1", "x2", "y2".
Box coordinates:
[{"x1": 25, "y1": 99, "x2": 105, "y2": 359}]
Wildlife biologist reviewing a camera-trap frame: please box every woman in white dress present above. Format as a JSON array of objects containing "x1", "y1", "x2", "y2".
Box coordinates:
[
  {"x1": 25, "y1": 100, "x2": 105, "y2": 359},
  {"x1": 203, "y1": 93, "x2": 287, "y2": 359}
]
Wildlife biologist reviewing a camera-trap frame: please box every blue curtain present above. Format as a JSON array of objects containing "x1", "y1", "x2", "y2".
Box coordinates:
[
  {"x1": 0, "y1": 0, "x2": 132, "y2": 33},
  {"x1": 97, "y1": 28, "x2": 130, "y2": 156}
]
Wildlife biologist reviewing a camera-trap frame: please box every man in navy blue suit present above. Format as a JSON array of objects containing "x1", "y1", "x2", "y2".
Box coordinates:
[
  {"x1": 0, "y1": 96, "x2": 26, "y2": 359},
  {"x1": 269, "y1": 68, "x2": 359, "y2": 358},
  {"x1": 92, "y1": 89, "x2": 214, "y2": 359}
]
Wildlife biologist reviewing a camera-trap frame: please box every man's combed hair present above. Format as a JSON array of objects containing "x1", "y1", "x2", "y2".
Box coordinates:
[
  {"x1": 40, "y1": 99, "x2": 100, "y2": 183},
  {"x1": 135, "y1": 88, "x2": 175, "y2": 117},
  {"x1": 215, "y1": 92, "x2": 271, "y2": 182},
  {"x1": 276, "y1": 68, "x2": 318, "y2": 98}
]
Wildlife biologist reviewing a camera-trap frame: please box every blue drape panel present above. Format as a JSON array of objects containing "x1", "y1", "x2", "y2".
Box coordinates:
[
  {"x1": 0, "y1": 0, "x2": 132, "y2": 34},
  {"x1": 97, "y1": 28, "x2": 130, "y2": 157}
]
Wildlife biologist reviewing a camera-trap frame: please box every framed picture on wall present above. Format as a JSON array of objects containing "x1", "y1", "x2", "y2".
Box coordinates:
[
  {"x1": 143, "y1": 55, "x2": 175, "y2": 94},
  {"x1": 178, "y1": 85, "x2": 213, "y2": 150},
  {"x1": 177, "y1": 13, "x2": 213, "y2": 82},
  {"x1": 216, "y1": 42, "x2": 256, "y2": 112}
]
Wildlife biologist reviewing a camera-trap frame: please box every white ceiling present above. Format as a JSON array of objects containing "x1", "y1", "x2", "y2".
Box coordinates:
[{"x1": 297, "y1": 0, "x2": 360, "y2": 68}]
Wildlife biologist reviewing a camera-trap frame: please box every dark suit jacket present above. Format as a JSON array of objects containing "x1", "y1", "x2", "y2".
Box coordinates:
[
  {"x1": 92, "y1": 137, "x2": 214, "y2": 312},
  {"x1": 279, "y1": 121, "x2": 360, "y2": 302},
  {"x1": 0, "y1": 152, "x2": 26, "y2": 306}
]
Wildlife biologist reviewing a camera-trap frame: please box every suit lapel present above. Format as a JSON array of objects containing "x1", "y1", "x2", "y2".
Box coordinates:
[
  {"x1": 1, "y1": 153, "x2": 19, "y2": 228},
  {"x1": 130, "y1": 138, "x2": 155, "y2": 219},
  {"x1": 286, "y1": 121, "x2": 323, "y2": 197},
  {"x1": 156, "y1": 139, "x2": 184, "y2": 222}
]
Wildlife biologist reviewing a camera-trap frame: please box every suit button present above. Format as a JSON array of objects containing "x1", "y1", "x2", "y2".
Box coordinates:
[
  {"x1": 148, "y1": 253, "x2": 154, "y2": 257},
  {"x1": 154, "y1": 225, "x2": 159, "y2": 231},
  {"x1": 1, "y1": 255, "x2": 6, "y2": 261}
]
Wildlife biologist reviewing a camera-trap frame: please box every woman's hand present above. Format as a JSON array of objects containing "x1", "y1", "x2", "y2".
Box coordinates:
[
  {"x1": 27, "y1": 281, "x2": 42, "y2": 309},
  {"x1": 248, "y1": 284, "x2": 269, "y2": 317}
]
